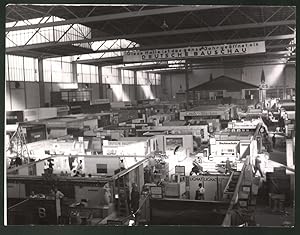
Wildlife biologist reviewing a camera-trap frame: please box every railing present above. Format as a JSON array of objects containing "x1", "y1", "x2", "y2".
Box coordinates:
[
  {"x1": 222, "y1": 156, "x2": 250, "y2": 226},
  {"x1": 223, "y1": 171, "x2": 235, "y2": 195},
  {"x1": 111, "y1": 158, "x2": 149, "y2": 180},
  {"x1": 7, "y1": 199, "x2": 30, "y2": 211}
]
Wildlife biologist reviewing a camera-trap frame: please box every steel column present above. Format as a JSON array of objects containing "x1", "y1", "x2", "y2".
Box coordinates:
[
  {"x1": 38, "y1": 58, "x2": 45, "y2": 107},
  {"x1": 185, "y1": 61, "x2": 190, "y2": 106},
  {"x1": 134, "y1": 70, "x2": 138, "y2": 101}
]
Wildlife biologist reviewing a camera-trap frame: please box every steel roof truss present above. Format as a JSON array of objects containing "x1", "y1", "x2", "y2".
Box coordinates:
[
  {"x1": 266, "y1": 12, "x2": 295, "y2": 37},
  {"x1": 6, "y1": 5, "x2": 233, "y2": 32},
  {"x1": 237, "y1": 8, "x2": 258, "y2": 23}
]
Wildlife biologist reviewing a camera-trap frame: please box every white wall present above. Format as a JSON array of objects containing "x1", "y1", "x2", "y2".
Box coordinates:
[
  {"x1": 6, "y1": 63, "x2": 294, "y2": 111},
  {"x1": 6, "y1": 83, "x2": 11, "y2": 110},
  {"x1": 153, "y1": 125, "x2": 209, "y2": 143},
  {"x1": 285, "y1": 64, "x2": 296, "y2": 88},
  {"x1": 74, "y1": 186, "x2": 103, "y2": 207},
  {"x1": 25, "y1": 82, "x2": 40, "y2": 108},
  {"x1": 210, "y1": 140, "x2": 239, "y2": 157},
  {"x1": 102, "y1": 141, "x2": 148, "y2": 156},
  {"x1": 84, "y1": 157, "x2": 120, "y2": 176},
  {"x1": 164, "y1": 135, "x2": 194, "y2": 153},
  {"x1": 6, "y1": 81, "x2": 161, "y2": 111}
]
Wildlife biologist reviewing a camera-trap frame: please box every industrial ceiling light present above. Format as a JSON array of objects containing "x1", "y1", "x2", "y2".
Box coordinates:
[{"x1": 161, "y1": 19, "x2": 169, "y2": 30}]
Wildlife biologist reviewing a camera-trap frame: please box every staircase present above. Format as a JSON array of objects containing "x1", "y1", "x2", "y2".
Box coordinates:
[{"x1": 223, "y1": 171, "x2": 241, "y2": 199}]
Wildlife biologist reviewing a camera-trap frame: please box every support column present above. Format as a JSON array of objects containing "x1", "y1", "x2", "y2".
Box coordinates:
[
  {"x1": 283, "y1": 66, "x2": 287, "y2": 99},
  {"x1": 118, "y1": 68, "x2": 123, "y2": 101},
  {"x1": 147, "y1": 72, "x2": 151, "y2": 99},
  {"x1": 72, "y1": 62, "x2": 77, "y2": 83},
  {"x1": 154, "y1": 74, "x2": 158, "y2": 99},
  {"x1": 286, "y1": 139, "x2": 294, "y2": 168},
  {"x1": 38, "y1": 58, "x2": 45, "y2": 107},
  {"x1": 169, "y1": 74, "x2": 173, "y2": 100},
  {"x1": 7, "y1": 56, "x2": 13, "y2": 110},
  {"x1": 185, "y1": 61, "x2": 190, "y2": 106},
  {"x1": 241, "y1": 89, "x2": 245, "y2": 99},
  {"x1": 169, "y1": 74, "x2": 173, "y2": 99},
  {"x1": 134, "y1": 70, "x2": 138, "y2": 101},
  {"x1": 98, "y1": 66, "x2": 104, "y2": 99},
  {"x1": 23, "y1": 57, "x2": 28, "y2": 109}
]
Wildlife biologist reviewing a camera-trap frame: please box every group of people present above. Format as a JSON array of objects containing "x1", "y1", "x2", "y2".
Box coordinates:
[
  {"x1": 71, "y1": 159, "x2": 84, "y2": 177},
  {"x1": 43, "y1": 157, "x2": 85, "y2": 177}
]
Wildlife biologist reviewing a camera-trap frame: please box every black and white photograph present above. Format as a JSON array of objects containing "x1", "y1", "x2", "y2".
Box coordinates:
[{"x1": 4, "y1": 4, "x2": 296, "y2": 227}]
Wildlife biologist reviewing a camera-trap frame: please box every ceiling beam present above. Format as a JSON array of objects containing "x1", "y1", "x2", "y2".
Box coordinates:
[
  {"x1": 120, "y1": 64, "x2": 169, "y2": 71},
  {"x1": 5, "y1": 20, "x2": 295, "y2": 53},
  {"x1": 267, "y1": 43, "x2": 296, "y2": 49},
  {"x1": 86, "y1": 38, "x2": 297, "y2": 55},
  {"x1": 153, "y1": 60, "x2": 295, "y2": 73},
  {"x1": 74, "y1": 56, "x2": 123, "y2": 65},
  {"x1": 6, "y1": 5, "x2": 233, "y2": 32},
  {"x1": 18, "y1": 5, "x2": 54, "y2": 18},
  {"x1": 139, "y1": 57, "x2": 296, "y2": 72},
  {"x1": 73, "y1": 50, "x2": 293, "y2": 66},
  {"x1": 6, "y1": 34, "x2": 295, "y2": 60}
]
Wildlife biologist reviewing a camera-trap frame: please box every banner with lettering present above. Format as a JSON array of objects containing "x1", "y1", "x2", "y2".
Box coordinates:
[
  {"x1": 189, "y1": 175, "x2": 230, "y2": 201},
  {"x1": 189, "y1": 175, "x2": 218, "y2": 201},
  {"x1": 123, "y1": 41, "x2": 266, "y2": 62}
]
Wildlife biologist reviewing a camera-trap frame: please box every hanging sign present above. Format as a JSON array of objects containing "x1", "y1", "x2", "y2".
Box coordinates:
[{"x1": 123, "y1": 41, "x2": 266, "y2": 62}]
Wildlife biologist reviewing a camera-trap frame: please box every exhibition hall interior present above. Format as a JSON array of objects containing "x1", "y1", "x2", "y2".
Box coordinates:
[{"x1": 4, "y1": 4, "x2": 295, "y2": 226}]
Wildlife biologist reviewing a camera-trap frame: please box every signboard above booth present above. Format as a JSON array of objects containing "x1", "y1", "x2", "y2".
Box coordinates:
[{"x1": 123, "y1": 41, "x2": 266, "y2": 62}]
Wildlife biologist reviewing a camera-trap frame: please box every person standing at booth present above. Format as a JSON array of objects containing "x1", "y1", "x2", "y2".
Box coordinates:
[
  {"x1": 195, "y1": 183, "x2": 205, "y2": 200},
  {"x1": 76, "y1": 159, "x2": 83, "y2": 176},
  {"x1": 254, "y1": 156, "x2": 264, "y2": 177},
  {"x1": 130, "y1": 183, "x2": 140, "y2": 214},
  {"x1": 54, "y1": 187, "x2": 64, "y2": 224},
  {"x1": 272, "y1": 134, "x2": 276, "y2": 149},
  {"x1": 225, "y1": 158, "x2": 232, "y2": 174}
]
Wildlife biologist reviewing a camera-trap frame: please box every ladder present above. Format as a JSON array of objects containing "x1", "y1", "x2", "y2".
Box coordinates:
[
  {"x1": 8, "y1": 125, "x2": 30, "y2": 165},
  {"x1": 116, "y1": 176, "x2": 130, "y2": 217}
]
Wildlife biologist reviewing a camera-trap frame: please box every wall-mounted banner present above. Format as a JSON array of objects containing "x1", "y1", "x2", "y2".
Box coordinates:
[{"x1": 123, "y1": 41, "x2": 266, "y2": 62}]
